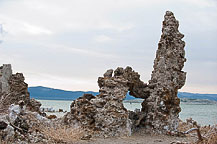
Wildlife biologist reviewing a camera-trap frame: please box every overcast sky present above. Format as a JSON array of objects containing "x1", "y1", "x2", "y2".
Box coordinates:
[{"x1": 0, "y1": 0, "x2": 217, "y2": 93}]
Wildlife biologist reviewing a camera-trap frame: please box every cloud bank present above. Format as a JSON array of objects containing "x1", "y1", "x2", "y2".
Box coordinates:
[{"x1": 0, "y1": 0, "x2": 216, "y2": 93}]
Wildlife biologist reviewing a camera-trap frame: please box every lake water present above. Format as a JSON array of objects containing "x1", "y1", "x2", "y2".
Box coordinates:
[{"x1": 38, "y1": 100, "x2": 217, "y2": 126}]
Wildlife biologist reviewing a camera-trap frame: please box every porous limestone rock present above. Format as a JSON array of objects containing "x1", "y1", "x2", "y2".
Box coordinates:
[
  {"x1": 64, "y1": 67, "x2": 147, "y2": 137},
  {"x1": 0, "y1": 64, "x2": 30, "y2": 112},
  {"x1": 27, "y1": 98, "x2": 42, "y2": 114},
  {"x1": 0, "y1": 65, "x2": 67, "y2": 143},
  {"x1": 8, "y1": 73, "x2": 30, "y2": 105},
  {"x1": 0, "y1": 64, "x2": 12, "y2": 93},
  {"x1": 141, "y1": 11, "x2": 186, "y2": 134},
  {"x1": 0, "y1": 103, "x2": 50, "y2": 143}
]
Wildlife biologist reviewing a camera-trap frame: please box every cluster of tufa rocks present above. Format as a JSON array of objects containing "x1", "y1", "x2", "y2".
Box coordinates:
[
  {"x1": 64, "y1": 11, "x2": 186, "y2": 137},
  {"x1": 0, "y1": 64, "x2": 53, "y2": 143},
  {"x1": 0, "y1": 64, "x2": 30, "y2": 113},
  {"x1": 0, "y1": 100, "x2": 51, "y2": 143},
  {"x1": 63, "y1": 67, "x2": 148, "y2": 137},
  {"x1": 0, "y1": 11, "x2": 187, "y2": 142}
]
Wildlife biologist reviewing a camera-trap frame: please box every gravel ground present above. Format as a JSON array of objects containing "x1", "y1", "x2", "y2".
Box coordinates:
[{"x1": 74, "y1": 131, "x2": 195, "y2": 144}]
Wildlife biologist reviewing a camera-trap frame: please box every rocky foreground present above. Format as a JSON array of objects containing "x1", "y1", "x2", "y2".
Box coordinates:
[{"x1": 0, "y1": 11, "x2": 216, "y2": 144}]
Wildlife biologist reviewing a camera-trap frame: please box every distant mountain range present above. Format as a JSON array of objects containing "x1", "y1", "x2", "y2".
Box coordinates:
[
  {"x1": 28, "y1": 86, "x2": 217, "y2": 101},
  {"x1": 178, "y1": 92, "x2": 217, "y2": 101},
  {"x1": 28, "y1": 86, "x2": 99, "y2": 100}
]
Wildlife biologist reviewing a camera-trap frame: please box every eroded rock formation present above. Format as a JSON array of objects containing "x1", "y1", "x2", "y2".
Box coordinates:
[
  {"x1": 65, "y1": 11, "x2": 186, "y2": 137},
  {"x1": 0, "y1": 10, "x2": 186, "y2": 141},
  {"x1": 0, "y1": 64, "x2": 43, "y2": 114},
  {"x1": 0, "y1": 64, "x2": 12, "y2": 93},
  {"x1": 0, "y1": 65, "x2": 54, "y2": 143},
  {"x1": 142, "y1": 11, "x2": 186, "y2": 134},
  {"x1": 0, "y1": 101, "x2": 52, "y2": 143},
  {"x1": 64, "y1": 67, "x2": 147, "y2": 137},
  {"x1": 0, "y1": 64, "x2": 30, "y2": 113}
]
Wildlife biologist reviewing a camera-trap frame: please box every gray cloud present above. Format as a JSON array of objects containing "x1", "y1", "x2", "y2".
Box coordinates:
[
  {"x1": 0, "y1": 24, "x2": 3, "y2": 43},
  {"x1": 0, "y1": 0, "x2": 216, "y2": 93}
]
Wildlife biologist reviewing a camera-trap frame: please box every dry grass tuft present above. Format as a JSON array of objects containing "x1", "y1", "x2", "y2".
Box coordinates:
[
  {"x1": 178, "y1": 118, "x2": 217, "y2": 144},
  {"x1": 198, "y1": 125, "x2": 217, "y2": 144},
  {"x1": 206, "y1": 133, "x2": 217, "y2": 144},
  {"x1": 42, "y1": 125, "x2": 84, "y2": 143}
]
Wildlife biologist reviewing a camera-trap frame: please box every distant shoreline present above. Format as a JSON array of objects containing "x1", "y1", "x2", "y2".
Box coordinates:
[
  {"x1": 124, "y1": 98, "x2": 217, "y2": 105},
  {"x1": 29, "y1": 86, "x2": 217, "y2": 101},
  {"x1": 35, "y1": 98, "x2": 217, "y2": 105}
]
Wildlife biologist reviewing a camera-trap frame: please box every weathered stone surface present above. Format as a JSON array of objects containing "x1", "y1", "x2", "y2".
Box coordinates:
[
  {"x1": 141, "y1": 11, "x2": 186, "y2": 134},
  {"x1": 0, "y1": 65, "x2": 81, "y2": 143},
  {"x1": 0, "y1": 103, "x2": 50, "y2": 143},
  {"x1": 27, "y1": 98, "x2": 42, "y2": 113},
  {"x1": 63, "y1": 94, "x2": 97, "y2": 129},
  {"x1": 0, "y1": 64, "x2": 12, "y2": 93},
  {"x1": 0, "y1": 64, "x2": 30, "y2": 112},
  {"x1": 64, "y1": 67, "x2": 147, "y2": 137}
]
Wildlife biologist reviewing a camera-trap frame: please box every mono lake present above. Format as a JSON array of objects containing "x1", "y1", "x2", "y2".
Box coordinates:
[{"x1": 38, "y1": 99, "x2": 217, "y2": 126}]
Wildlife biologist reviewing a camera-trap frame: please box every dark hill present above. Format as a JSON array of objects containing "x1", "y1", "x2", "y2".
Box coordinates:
[
  {"x1": 28, "y1": 86, "x2": 98, "y2": 100},
  {"x1": 28, "y1": 86, "x2": 217, "y2": 101},
  {"x1": 178, "y1": 92, "x2": 217, "y2": 101}
]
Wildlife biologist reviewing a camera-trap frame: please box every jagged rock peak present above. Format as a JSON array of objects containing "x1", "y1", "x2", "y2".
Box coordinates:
[
  {"x1": 162, "y1": 11, "x2": 184, "y2": 39},
  {"x1": 143, "y1": 11, "x2": 186, "y2": 134},
  {"x1": 149, "y1": 11, "x2": 186, "y2": 88}
]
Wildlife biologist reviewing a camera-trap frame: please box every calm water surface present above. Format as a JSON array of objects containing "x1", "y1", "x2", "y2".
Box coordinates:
[{"x1": 38, "y1": 100, "x2": 217, "y2": 126}]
